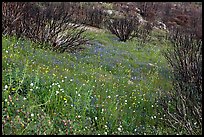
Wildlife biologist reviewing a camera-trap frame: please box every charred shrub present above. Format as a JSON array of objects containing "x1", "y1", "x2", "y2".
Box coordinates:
[
  {"x1": 84, "y1": 6, "x2": 105, "y2": 28},
  {"x1": 2, "y1": 2, "x2": 88, "y2": 53},
  {"x1": 105, "y1": 16, "x2": 139, "y2": 42},
  {"x1": 137, "y1": 21, "x2": 154, "y2": 44},
  {"x1": 2, "y1": 2, "x2": 27, "y2": 38},
  {"x1": 159, "y1": 26, "x2": 202, "y2": 135}
]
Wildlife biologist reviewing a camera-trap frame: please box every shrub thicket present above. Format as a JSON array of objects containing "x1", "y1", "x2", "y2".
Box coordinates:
[
  {"x1": 2, "y1": 2, "x2": 88, "y2": 53},
  {"x1": 159, "y1": 25, "x2": 202, "y2": 135}
]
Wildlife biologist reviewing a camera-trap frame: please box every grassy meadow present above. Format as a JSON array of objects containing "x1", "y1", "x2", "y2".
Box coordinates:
[{"x1": 2, "y1": 29, "x2": 175, "y2": 135}]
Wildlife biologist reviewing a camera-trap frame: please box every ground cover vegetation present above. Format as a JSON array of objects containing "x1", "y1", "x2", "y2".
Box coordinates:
[{"x1": 2, "y1": 2, "x2": 202, "y2": 135}]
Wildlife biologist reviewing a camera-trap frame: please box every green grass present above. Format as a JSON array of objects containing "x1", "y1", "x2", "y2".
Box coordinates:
[{"x1": 2, "y1": 30, "x2": 174, "y2": 135}]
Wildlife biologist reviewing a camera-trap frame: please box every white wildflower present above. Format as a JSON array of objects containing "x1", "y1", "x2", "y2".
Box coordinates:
[
  {"x1": 148, "y1": 63, "x2": 155, "y2": 66},
  {"x1": 5, "y1": 85, "x2": 8, "y2": 89},
  {"x1": 30, "y1": 83, "x2": 34, "y2": 87},
  {"x1": 77, "y1": 115, "x2": 81, "y2": 118},
  {"x1": 128, "y1": 80, "x2": 134, "y2": 85}
]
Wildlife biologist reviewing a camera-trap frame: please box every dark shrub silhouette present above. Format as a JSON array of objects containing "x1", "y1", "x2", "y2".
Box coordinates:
[
  {"x1": 84, "y1": 6, "x2": 105, "y2": 28},
  {"x1": 105, "y1": 16, "x2": 139, "y2": 42},
  {"x1": 159, "y1": 26, "x2": 202, "y2": 134},
  {"x1": 2, "y1": 2, "x2": 88, "y2": 53}
]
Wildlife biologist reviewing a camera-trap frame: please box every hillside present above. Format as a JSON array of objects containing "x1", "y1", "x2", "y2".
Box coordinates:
[
  {"x1": 2, "y1": 28, "x2": 174, "y2": 135},
  {"x1": 2, "y1": 2, "x2": 202, "y2": 135}
]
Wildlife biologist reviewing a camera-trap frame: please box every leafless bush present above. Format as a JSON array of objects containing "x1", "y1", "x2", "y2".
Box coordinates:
[
  {"x1": 138, "y1": 22, "x2": 154, "y2": 44},
  {"x1": 65, "y1": 3, "x2": 106, "y2": 28},
  {"x1": 83, "y1": 6, "x2": 105, "y2": 28},
  {"x1": 136, "y1": 2, "x2": 159, "y2": 22},
  {"x1": 2, "y1": 2, "x2": 88, "y2": 53},
  {"x1": 2, "y1": 2, "x2": 26, "y2": 38},
  {"x1": 105, "y1": 16, "x2": 139, "y2": 42},
  {"x1": 159, "y1": 27, "x2": 202, "y2": 135}
]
